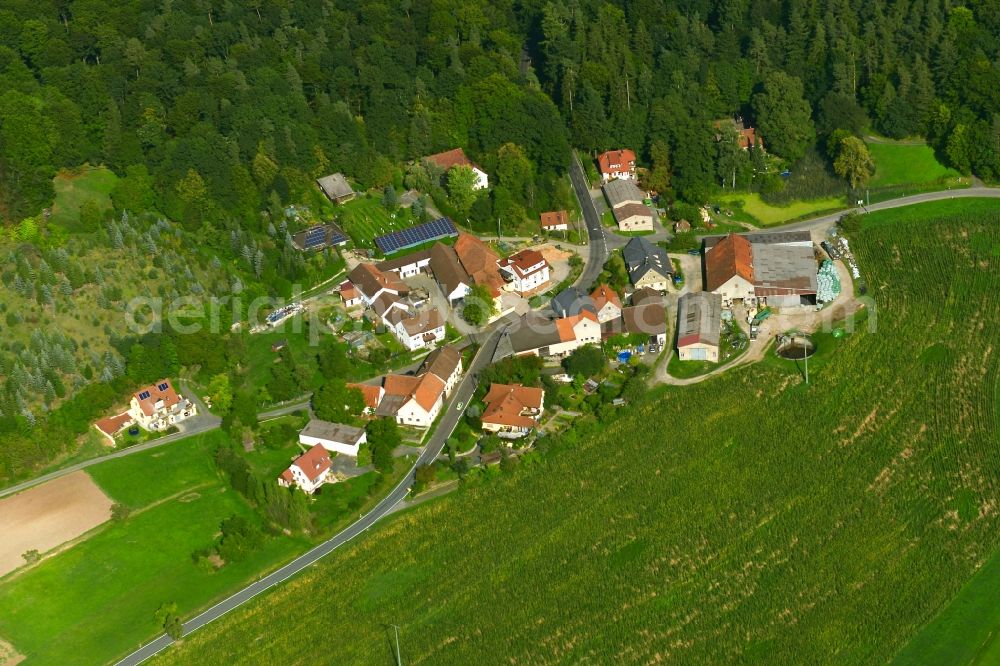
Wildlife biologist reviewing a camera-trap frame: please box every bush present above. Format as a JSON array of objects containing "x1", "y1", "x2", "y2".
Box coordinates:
[{"x1": 111, "y1": 503, "x2": 132, "y2": 521}]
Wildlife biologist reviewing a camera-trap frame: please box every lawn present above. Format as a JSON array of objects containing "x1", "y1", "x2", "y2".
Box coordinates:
[
  {"x1": 48, "y1": 166, "x2": 118, "y2": 231},
  {"x1": 335, "y1": 195, "x2": 417, "y2": 249},
  {"x1": 152, "y1": 199, "x2": 1000, "y2": 665},
  {"x1": 0, "y1": 431, "x2": 309, "y2": 665},
  {"x1": 718, "y1": 192, "x2": 845, "y2": 226},
  {"x1": 868, "y1": 141, "x2": 961, "y2": 189}
]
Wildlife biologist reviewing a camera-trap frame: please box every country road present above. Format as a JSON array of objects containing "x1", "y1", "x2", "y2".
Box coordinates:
[
  {"x1": 113, "y1": 327, "x2": 507, "y2": 666},
  {"x1": 569, "y1": 151, "x2": 609, "y2": 288}
]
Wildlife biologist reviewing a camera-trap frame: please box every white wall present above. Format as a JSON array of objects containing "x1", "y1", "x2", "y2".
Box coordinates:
[{"x1": 299, "y1": 432, "x2": 367, "y2": 457}]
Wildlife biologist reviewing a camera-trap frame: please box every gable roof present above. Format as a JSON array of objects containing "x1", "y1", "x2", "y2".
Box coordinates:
[
  {"x1": 376, "y1": 248, "x2": 432, "y2": 273},
  {"x1": 630, "y1": 287, "x2": 661, "y2": 307},
  {"x1": 399, "y1": 308, "x2": 444, "y2": 336},
  {"x1": 424, "y1": 148, "x2": 481, "y2": 172},
  {"x1": 590, "y1": 284, "x2": 622, "y2": 311},
  {"x1": 597, "y1": 149, "x2": 636, "y2": 175},
  {"x1": 602, "y1": 178, "x2": 645, "y2": 208},
  {"x1": 498, "y1": 249, "x2": 548, "y2": 278},
  {"x1": 316, "y1": 173, "x2": 353, "y2": 200},
  {"x1": 291, "y1": 444, "x2": 332, "y2": 482},
  {"x1": 347, "y1": 383, "x2": 383, "y2": 411},
  {"x1": 613, "y1": 202, "x2": 655, "y2": 224},
  {"x1": 340, "y1": 281, "x2": 360, "y2": 301},
  {"x1": 540, "y1": 210, "x2": 569, "y2": 228},
  {"x1": 300, "y1": 420, "x2": 366, "y2": 446},
  {"x1": 348, "y1": 263, "x2": 407, "y2": 300},
  {"x1": 555, "y1": 310, "x2": 599, "y2": 342},
  {"x1": 429, "y1": 242, "x2": 471, "y2": 297},
  {"x1": 551, "y1": 287, "x2": 596, "y2": 318},
  {"x1": 622, "y1": 237, "x2": 671, "y2": 284},
  {"x1": 677, "y1": 292, "x2": 722, "y2": 348},
  {"x1": 454, "y1": 234, "x2": 504, "y2": 296},
  {"x1": 383, "y1": 372, "x2": 446, "y2": 414},
  {"x1": 371, "y1": 291, "x2": 405, "y2": 319},
  {"x1": 705, "y1": 233, "x2": 754, "y2": 292},
  {"x1": 133, "y1": 379, "x2": 180, "y2": 416},
  {"x1": 622, "y1": 303, "x2": 666, "y2": 337},
  {"x1": 482, "y1": 384, "x2": 545, "y2": 428},
  {"x1": 421, "y1": 345, "x2": 462, "y2": 383}
]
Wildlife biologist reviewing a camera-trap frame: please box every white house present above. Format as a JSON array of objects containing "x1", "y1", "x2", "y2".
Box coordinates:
[
  {"x1": 613, "y1": 203, "x2": 656, "y2": 232},
  {"x1": 298, "y1": 419, "x2": 367, "y2": 457},
  {"x1": 705, "y1": 234, "x2": 757, "y2": 307},
  {"x1": 590, "y1": 284, "x2": 622, "y2": 323},
  {"x1": 598, "y1": 149, "x2": 637, "y2": 182},
  {"x1": 128, "y1": 379, "x2": 196, "y2": 431},
  {"x1": 347, "y1": 263, "x2": 408, "y2": 306},
  {"x1": 497, "y1": 249, "x2": 551, "y2": 296},
  {"x1": 540, "y1": 210, "x2": 569, "y2": 232},
  {"x1": 377, "y1": 373, "x2": 446, "y2": 428},
  {"x1": 278, "y1": 444, "x2": 333, "y2": 494},
  {"x1": 498, "y1": 310, "x2": 602, "y2": 359},
  {"x1": 420, "y1": 345, "x2": 463, "y2": 396},
  {"x1": 424, "y1": 148, "x2": 489, "y2": 190},
  {"x1": 339, "y1": 281, "x2": 362, "y2": 308},
  {"x1": 481, "y1": 384, "x2": 545, "y2": 439},
  {"x1": 430, "y1": 242, "x2": 473, "y2": 305},
  {"x1": 386, "y1": 307, "x2": 446, "y2": 351},
  {"x1": 376, "y1": 248, "x2": 432, "y2": 279}
]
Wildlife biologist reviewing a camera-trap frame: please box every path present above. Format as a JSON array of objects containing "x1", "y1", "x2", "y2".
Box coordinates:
[{"x1": 113, "y1": 326, "x2": 507, "y2": 666}]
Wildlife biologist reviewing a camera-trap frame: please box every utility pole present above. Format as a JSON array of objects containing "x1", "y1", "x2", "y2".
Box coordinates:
[
  {"x1": 391, "y1": 624, "x2": 402, "y2": 666},
  {"x1": 803, "y1": 337, "x2": 809, "y2": 385},
  {"x1": 497, "y1": 216, "x2": 501, "y2": 242}
]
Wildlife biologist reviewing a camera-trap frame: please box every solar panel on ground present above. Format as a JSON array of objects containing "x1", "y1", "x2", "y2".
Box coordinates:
[{"x1": 375, "y1": 217, "x2": 457, "y2": 254}]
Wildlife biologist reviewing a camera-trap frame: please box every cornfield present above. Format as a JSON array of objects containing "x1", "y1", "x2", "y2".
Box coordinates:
[{"x1": 152, "y1": 200, "x2": 1000, "y2": 665}]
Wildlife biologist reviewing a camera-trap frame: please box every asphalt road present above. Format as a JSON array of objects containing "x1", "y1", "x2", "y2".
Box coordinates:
[
  {"x1": 0, "y1": 381, "x2": 221, "y2": 500},
  {"x1": 569, "y1": 151, "x2": 609, "y2": 288},
  {"x1": 113, "y1": 328, "x2": 506, "y2": 666}
]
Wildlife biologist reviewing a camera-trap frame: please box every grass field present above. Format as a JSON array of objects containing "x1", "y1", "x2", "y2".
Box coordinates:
[
  {"x1": 48, "y1": 166, "x2": 117, "y2": 231},
  {"x1": 151, "y1": 198, "x2": 1000, "y2": 664},
  {"x1": 718, "y1": 192, "x2": 846, "y2": 226},
  {"x1": 868, "y1": 141, "x2": 961, "y2": 189},
  {"x1": 335, "y1": 195, "x2": 417, "y2": 249},
  {"x1": 0, "y1": 431, "x2": 309, "y2": 665}
]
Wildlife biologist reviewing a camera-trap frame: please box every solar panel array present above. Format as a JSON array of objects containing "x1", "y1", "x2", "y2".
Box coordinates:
[
  {"x1": 375, "y1": 217, "x2": 458, "y2": 254},
  {"x1": 157, "y1": 382, "x2": 169, "y2": 391},
  {"x1": 298, "y1": 223, "x2": 348, "y2": 251},
  {"x1": 138, "y1": 390, "x2": 151, "y2": 400}
]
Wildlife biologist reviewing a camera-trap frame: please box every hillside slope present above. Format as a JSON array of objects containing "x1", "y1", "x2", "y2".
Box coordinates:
[{"x1": 152, "y1": 200, "x2": 999, "y2": 664}]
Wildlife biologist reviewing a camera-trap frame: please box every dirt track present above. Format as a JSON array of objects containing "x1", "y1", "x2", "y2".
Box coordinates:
[{"x1": 0, "y1": 471, "x2": 112, "y2": 578}]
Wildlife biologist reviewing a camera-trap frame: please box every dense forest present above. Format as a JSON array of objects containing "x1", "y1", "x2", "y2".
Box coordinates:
[{"x1": 0, "y1": 0, "x2": 998, "y2": 226}]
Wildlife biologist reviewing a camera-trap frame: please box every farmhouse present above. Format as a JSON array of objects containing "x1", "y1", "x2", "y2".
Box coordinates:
[
  {"x1": 602, "y1": 178, "x2": 645, "y2": 209},
  {"x1": 424, "y1": 148, "x2": 489, "y2": 190},
  {"x1": 481, "y1": 384, "x2": 545, "y2": 438},
  {"x1": 377, "y1": 372, "x2": 446, "y2": 428},
  {"x1": 316, "y1": 173, "x2": 355, "y2": 204},
  {"x1": 429, "y1": 242, "x2": 472, "y2": 305},
  {"x1": 278, "y1": 444, "x2": 333, "y2": 494},
  {"x1": 622, "y1": 237, "x2": 672, "y2": 292},
  {"x1": 376, "y1": 248, "x2": 432, "y2": 279},
  {"x1": 613, "y1": 202, "x2": 656, "y2": 232},
  {"x1": 299, "y1": 420, "x2": 367, "y2": 457},
  {"x1": 495, "y1": 309, "x2": 601, "y2": 359},
  {"x1": 597, "y1": 149, "x2": 637, "y2": 181},
  {"x1": 676, "y1": 292, "x2": 722, "y2": 362},
  {"x1": 704, "y1": 231, "x2": 817, "y2": 307},
  {"x1": 498, "y1": 249, "x2": 551, "y2": 296},
  {"x1": 128, "y1": 379, "x2": 196, "y2": 431},
  {"x1": 540, "y1": 210, "x2": 569, "y2": 232},
  {"x1": 590, "y1": 284, "x2": 622, "y2": 323},
  {"x1": 420, "y1": 344, "x2": 463, "y2": 396}
]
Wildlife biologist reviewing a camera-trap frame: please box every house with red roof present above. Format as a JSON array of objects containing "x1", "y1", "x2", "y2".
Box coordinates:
[
  {"x1": 278, "y1": 443, "x2": 333, "y2": 494},
  {"x1": 590, "y1": 284, "x2": 622, "y2": 323},
  {"x1": 339, "y1": 280, "x2": 362, "y2": 308},
  {"x1": 347, "y1": 383, "x2": 384, "y2": 415},
  {"x1": 128, "y1": 378, "x2": 196, "y2": 431},
  {"x1": 377, "y1": 372, "x2": 447, "y2": 428},
  {"x1": 597, "y1": 149, "x2": 637, "y2": 182},
  {"x1": 540, "y1": 210, "x2": 569, "y2": 232},
  {"x1": 497, "y1": 249, "x2": 551, "y2": 296},
  {"x1": 423, "y1": 148, "x2": 489, "y2": 190},
  {"x1": 481, "y1": 384, "x2": 545, "y2": 438}
]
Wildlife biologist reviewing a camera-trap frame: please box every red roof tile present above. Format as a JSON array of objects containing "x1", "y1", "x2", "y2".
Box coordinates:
[{"x1": 705, "y1": 233, "x2": 754, "y2": 292}]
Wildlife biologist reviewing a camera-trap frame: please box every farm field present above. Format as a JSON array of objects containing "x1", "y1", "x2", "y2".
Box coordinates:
[
  {"x1": 0, "y1": 431, "x2": 310, "y2": 666},
  {"x1": 150, "y1": 198, "x2": 1000, "y2": 664},
  {"x1": 868, "y1": 140, "x2": 961, "y2": 189},
  {"x1": 718, "y1": 191, "x2": 845, "y2": 226}
]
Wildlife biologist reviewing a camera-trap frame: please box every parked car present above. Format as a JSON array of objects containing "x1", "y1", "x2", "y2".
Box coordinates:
[{"x1": 687, "y1": 249, "x2": 701, "y2": 256}]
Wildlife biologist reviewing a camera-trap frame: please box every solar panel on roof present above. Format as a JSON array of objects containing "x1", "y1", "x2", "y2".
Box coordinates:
[
  {"x1": 158, "y1": 382, "x2": 169, "y2": 391},
  {"x1": 138, "y1": 390, "x2": 151, "y2": 400}
]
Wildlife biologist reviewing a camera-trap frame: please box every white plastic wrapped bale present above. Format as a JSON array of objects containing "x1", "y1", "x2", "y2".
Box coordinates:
[{"x1": 816, "y1": 260, "x2": 842, "y2": 304}]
